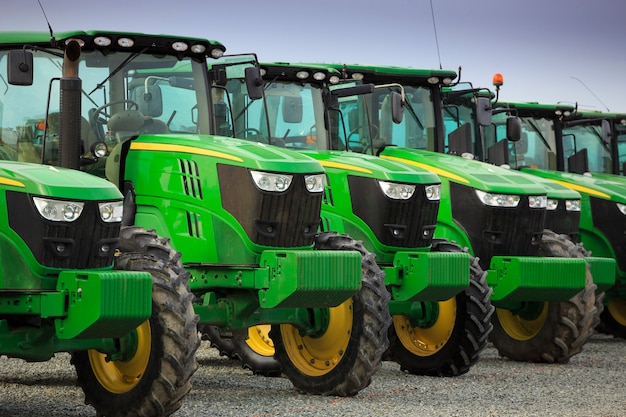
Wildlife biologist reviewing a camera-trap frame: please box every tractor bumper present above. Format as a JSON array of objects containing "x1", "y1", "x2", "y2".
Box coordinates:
[
  {"x1": 55, "y1": 269, "x2": 152, "y2": 339},
  {"x1": 487, "y1": 256, "x2": 587, "y2": 305},
  {"x1": 587, "y1": 256, "x2": 617, "y2": 293},
  {"x1": 384, "y1": 251, "x2": 470, "y2": 302},
  {"x1": 258, "y1": 250, "x2": 362, "y2": 308}
]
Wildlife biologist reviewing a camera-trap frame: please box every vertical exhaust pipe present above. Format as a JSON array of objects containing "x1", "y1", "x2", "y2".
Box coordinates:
[{"x1": 58, "y1": 40, "x2": 82, "y2": 169}]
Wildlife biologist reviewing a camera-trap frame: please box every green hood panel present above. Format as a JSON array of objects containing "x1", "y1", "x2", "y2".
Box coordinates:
[
  {"x1": 524, "y1": 174, "x2": 581, "y2": 200},
  {"x1": 300, "y1": 150, "x2": 440, "y2": 184},
  {"x1": 380, "y1": 148, "x2": 547, "y2": 194},
  {"x1": 521, "y1": 168, "x2": 626, "y2": 202},
  {"x1": 0, "y1": 161, "x2": 122, "y2": 200},
  {"x1": 132, "y1": 135, "x2": 324, "y2": 174}
]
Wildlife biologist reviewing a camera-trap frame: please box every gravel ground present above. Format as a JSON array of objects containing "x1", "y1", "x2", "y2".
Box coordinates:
[{"x1": 0, "y1": 333, "x2": 624, "y2": 417}]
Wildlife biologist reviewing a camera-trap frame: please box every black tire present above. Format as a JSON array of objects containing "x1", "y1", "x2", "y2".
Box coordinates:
[
  {"x1": 386, "y1": 239, "x2": 494, "y2": 376},
  {"x1": 597, "y1": 299, "x2": 626, "y2": 338},
  {"x1": 270, "y1": 233, "x2": 391, "y2": 396},
  {"x1": 489, "y1": 230, "x2": 597, "y2": 363},
  {"x1": 198, "y1": 324, "x2": 236, "y2": 358},
  {"x1": 199, "y1": 324, "x2": 282, "y2": 376},
  {"x1": 230, "y1": 326, "x2": 282, "y2": 377},
  {"x1": 72, "y1": 227, "x2": 199, "y2": 416}
]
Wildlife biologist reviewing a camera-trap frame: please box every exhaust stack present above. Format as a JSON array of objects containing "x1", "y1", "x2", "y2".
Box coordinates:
[{"x1": 58, "y1": 40, "x2": 82, "y2": 169}]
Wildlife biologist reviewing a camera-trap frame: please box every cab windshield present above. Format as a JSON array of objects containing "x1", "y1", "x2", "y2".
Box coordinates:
[
  {"x1": 562, "y1": 122, "x2": 613, "y2": 174},
  {"x1": 492, "y1": 112, "x2": 558, "y2": 170},
  {"x1": 0, "y1": 45, "x2": 265, "y2": 165}
]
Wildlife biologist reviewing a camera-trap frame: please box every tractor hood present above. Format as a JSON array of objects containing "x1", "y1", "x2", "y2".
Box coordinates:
[
  {"x1": 379, "y1": 147, "x2": 547, "y2": 195},
  {"x1": 299, "y1": 150, "x2": 441, "y2": 184},
  {"x1": 0, "y1": 161, "x2": 122, "y2": 201},
  {"x1": 130, "y1": 134, "x2": 325, "y2": 174},
  {"x1": 521, "y1": 168, "x2": 626, "y2": 203}
]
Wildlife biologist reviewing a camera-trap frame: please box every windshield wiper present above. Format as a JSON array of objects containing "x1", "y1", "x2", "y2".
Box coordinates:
[{"x1": 89, "y1": 47, "x2": 148, "y2": 95}]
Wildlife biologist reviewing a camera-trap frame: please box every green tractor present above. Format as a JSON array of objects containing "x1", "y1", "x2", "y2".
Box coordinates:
[
  {"x1": 202, "y1": 62, "x2": 495, "y2": 377},
  {"x1": 205, "y1": 62, "x2": 495, "y2": 377},
  {"x1": 3, "y1": 30, "x2": 391, "y2": 397},
  {"x1": 0, "y1": 37, "x2": 199, "y2": 416},
  {"x1": 287, "y1": 62, "x2": 603, "y2": 364},
  {"x1": 249, "y1": 63, "x2": 496, "y2": 377},
  {"x1": 481, "y1": 99, "x2": 625, "y2": 337}
]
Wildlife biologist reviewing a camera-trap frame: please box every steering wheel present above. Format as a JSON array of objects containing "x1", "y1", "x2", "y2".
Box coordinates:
[
  {"x1": 346, "y1": 125, "x2": 379, "y2": 152},
  {"x1": 243, "y1": 128, "x2": 269, "y2": 143},
  {"x1": 93, "y1": 100, "x2": 139, "y2": 125}
]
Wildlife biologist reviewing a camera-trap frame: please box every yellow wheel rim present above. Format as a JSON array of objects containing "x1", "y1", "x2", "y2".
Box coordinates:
[
  {"x1": 607, "y1": 299, "x2": 626, "y2": 326},
  {"x1": 246, "y1": 325, "x2": 275, "y2": 357},
  {"x1": 88, "y1": 320, "x2": 151, "y2": 394},
  {"x1": 279, "y1": 299, "x2": 352, "y2": 377},
  {"x1": 393, "y1": 298, "x2": 456, "y2": 356},
  {"x1": 496, "y1": 303, "x2": 548, "y2": 341}
]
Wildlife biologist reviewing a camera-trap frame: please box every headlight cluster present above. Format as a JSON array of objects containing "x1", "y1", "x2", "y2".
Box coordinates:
[
  {"x1": 475, "y1": 190, "x2": 521, "y2": 207},
  {"x1": 250, "y1": 170, "x2": 292, "y2": 192},
  {"x1": 565, "y1": 200, "x2": 581, "y2": 212},
  {"x1": 378, "y1": 181, "x2": 416, "y2": 200},
  {"x1": 33, "y1": 197, "x2": 124, "y2": 223},
  {"x1": 528, "y1": 195, "x2": 547, "y2": 209},
  {"x1": 33, "y1": 197, "x2": 84, "y2": 222},
  {"x1": 617, "y1": 203, "x2": 626, "y2": 215},
  {"x1": 425, "y1": 184, "x2": 441, "y2": 201},
  {"x1": 98, "y1": 201, "x2": 125, "y2": 222},
  {"x1": 304, "y1": 174, "x2": 326, "y2": 192},
  {"x1": 547, "y1": 199, "x2": 559, "y2": 210},
  {"x1": 250, "y1": 170, "x2": 326, "y2": 193}
]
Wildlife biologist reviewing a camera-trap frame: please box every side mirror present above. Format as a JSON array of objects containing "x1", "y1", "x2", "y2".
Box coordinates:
[
  {"x1": 132, "y1": 85, "x2": 163, "y2": 117},
  {"x1": 391, "y1": 91, "x2": 403, "y2": 124},
  {"x1": 8, "y1": 50, "x2": 33, "y2": 86},
  {"x1": 282, "y1": 96, "x2": 303, "y2": 123},
  {"x1": 601, "y1": 119, "x2": 612, "y2": 144},
  {"x1": 506, "y1": 116, "x2": 522, "y2": 142},
  {"x1": 245, "y1": 66, "x2": 264, "y2": 100},
  {"x1": 475, "y1": 96, "x2": 492, "y2": 127}
]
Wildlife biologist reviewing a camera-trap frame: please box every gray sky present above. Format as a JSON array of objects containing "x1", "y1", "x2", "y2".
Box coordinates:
[{"x1": 5, "y1": 0, "x2": 626, "y2": 112}]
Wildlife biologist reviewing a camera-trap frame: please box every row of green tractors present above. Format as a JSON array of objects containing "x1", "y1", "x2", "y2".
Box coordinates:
[{"x1": 0, "y1": 29, "x2": 622, "y2": 417}]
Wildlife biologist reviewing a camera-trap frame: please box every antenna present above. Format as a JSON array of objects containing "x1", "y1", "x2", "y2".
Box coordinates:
[
  {"x1": 37, "y1": 0, "x2": 55, "y2": 45},
  {"x1": 570, "y1": 76, "x2": 610, "y2": 112},
  {"x1": 429, "y1": 0, "x2": 442, "y2": 69}
]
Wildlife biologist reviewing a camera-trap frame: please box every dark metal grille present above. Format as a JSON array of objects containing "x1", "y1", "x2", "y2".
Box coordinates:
[
  {"x1": 544, "y1": 202, "x2": 580, "y2": 241},
  {"x1": 590, "y1": 197, "x2": 626, "y2": 271},
  {"x1": 7, "y1": 191, "x2": 120, "y2": 269},
  {"x1": 218, "y1": 165, "x2": 322, "y2": 247},
  {"x1": 450, "y1": 182, "x2": 546, "y2": 269},
  {"x1": 348, "y1": 176, "x2": 439, "y2": 248}
]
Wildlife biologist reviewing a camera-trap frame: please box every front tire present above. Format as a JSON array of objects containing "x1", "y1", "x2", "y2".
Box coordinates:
[
  {"x1": 73, "y1": 227, "x2": 199, "y2": 416},
  {"x1": 386, "y1": 239, "x2": 494, "y2": 376},
  {"x1": 271, "y1": 233, "x2": 391, "y2": 396},
  {"x1": 489, "y1": 230, "x2": 597, "y2": 363}
]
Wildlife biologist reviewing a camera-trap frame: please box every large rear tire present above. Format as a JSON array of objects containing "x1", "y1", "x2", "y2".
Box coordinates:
[
  {"x1": 489, "y1": 230, "x2": 597, "y2": 363},
  {"x1": 270, "y1": 233, "x2": 391, "y2": 396},
  {"x1": 73, "y1": 227, "x2": 199, "y2": 416},
  {"x1": 386, "y1": 239, "x2": 494, "y2": 376}
]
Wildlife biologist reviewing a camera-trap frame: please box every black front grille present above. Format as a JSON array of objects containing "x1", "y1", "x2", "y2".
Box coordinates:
[
  {"x1": 545, "y1": 201, "x2": 580, "y2": 241},
  {"x1": 590, "y1": 197, "x2": 626, "y2": 271},
  {"x1": 218, "y1": 165, "x2": 321, "y2": 247},
  {"x1": 348, "y1": 176, "x2": 439, "y2": 248},
  {"x1": 450, "y1": 182, "x2": 546, "y2": 269},
  {"x1": 7, "y1": 191, "x2": 120, "y2": 269}
]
